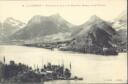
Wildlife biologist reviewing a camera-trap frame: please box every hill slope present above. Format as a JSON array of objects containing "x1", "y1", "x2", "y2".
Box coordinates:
[
  {"x1": 10, "y1": 14, "x2": 74, "y2": 42},
  {"x1": 64, "y1": 16, "x2": 118, "y2": 55},
  {"x1": 3, "y1": 17, "x2": 25, "y2": 37}
]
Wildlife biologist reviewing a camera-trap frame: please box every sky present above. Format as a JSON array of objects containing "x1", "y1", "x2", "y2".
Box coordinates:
[{"x1": 0, "y1": 0, "x2": 127, "y2": 25}]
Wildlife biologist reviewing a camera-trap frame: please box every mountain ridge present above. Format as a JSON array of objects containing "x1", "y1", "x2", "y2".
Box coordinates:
[
  {"x1": 62, "y1": 15, "x2": 118, "y2": 55},
  {"x1": 9, "y1": 14, "x2": 74, "y2": 41}
]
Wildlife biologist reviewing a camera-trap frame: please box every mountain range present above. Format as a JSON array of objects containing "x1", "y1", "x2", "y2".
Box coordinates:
[
  {"x1": 2, "y1": 17, "x2": 25, "y2": 38},
  {"x1": 63, "y1": 15, "x2": 118, "y2": 54},
  {"x1": 0, "y1": 11, "x2": 127, "y2": 54},
  {"x1": 9, "y1": 14, "x2": 74, "y2": 42}
]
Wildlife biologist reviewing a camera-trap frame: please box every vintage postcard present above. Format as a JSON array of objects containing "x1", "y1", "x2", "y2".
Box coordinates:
[{"x1": 0, "y1": 0, "x2": 127, "y2": 84}]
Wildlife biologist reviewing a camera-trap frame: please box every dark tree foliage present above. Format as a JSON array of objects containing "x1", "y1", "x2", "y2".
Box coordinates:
[{"x1": 2, "y1": 61, "x2": 32, "y2": 80}]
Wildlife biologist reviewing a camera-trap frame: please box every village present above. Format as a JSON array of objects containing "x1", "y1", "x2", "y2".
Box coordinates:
[{"x1": 0, "y1": 57, "x2": 83, "y2": 83}]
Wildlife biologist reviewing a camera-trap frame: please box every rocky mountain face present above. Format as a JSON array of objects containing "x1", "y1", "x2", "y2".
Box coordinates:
[
  {"x1": 63, "y1": 16, "x2": 118, "y2": 55},
  {"x1": 10, "y1": 14, "x2": 74, "y2": 42},
  {"x1": 112, "y1": 11, "x2": 127, "y2": 30},
  {"x1": 112, "y1": 11, "x2": 127, "y2": 52},
  {"x1": 71, "y1": 15, "x2": 116, "y2": 38},
  {"x1": 66, "y1": 12, "x2": 127, "y2": 54},
  {"x1": 2, "y1": 17, "x2": 25, "y2": 37},
  {"x1": 0, "y1": 22, "x2": 2, "y2": 39},
  {"x1": 0, "y1": 22, "x2": 2, "y2": 33},
  {"x1": 0, "y1": 22, "x2": 5, "y2": 41}
]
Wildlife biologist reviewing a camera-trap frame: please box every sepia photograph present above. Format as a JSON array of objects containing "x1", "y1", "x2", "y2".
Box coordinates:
[{"x1": 0, "y1": 0, "x2": 127, "y2": 84}]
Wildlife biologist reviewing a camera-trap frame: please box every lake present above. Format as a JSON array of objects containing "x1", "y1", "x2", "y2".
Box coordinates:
[{"x1": 0, "y1": 45, "x2": 127, "y2": 83}]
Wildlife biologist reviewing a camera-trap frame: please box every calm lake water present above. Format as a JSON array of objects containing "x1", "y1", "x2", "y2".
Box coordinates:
[{"x1": 0, "y1": 45, "x2": 127, "y2": 83}]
